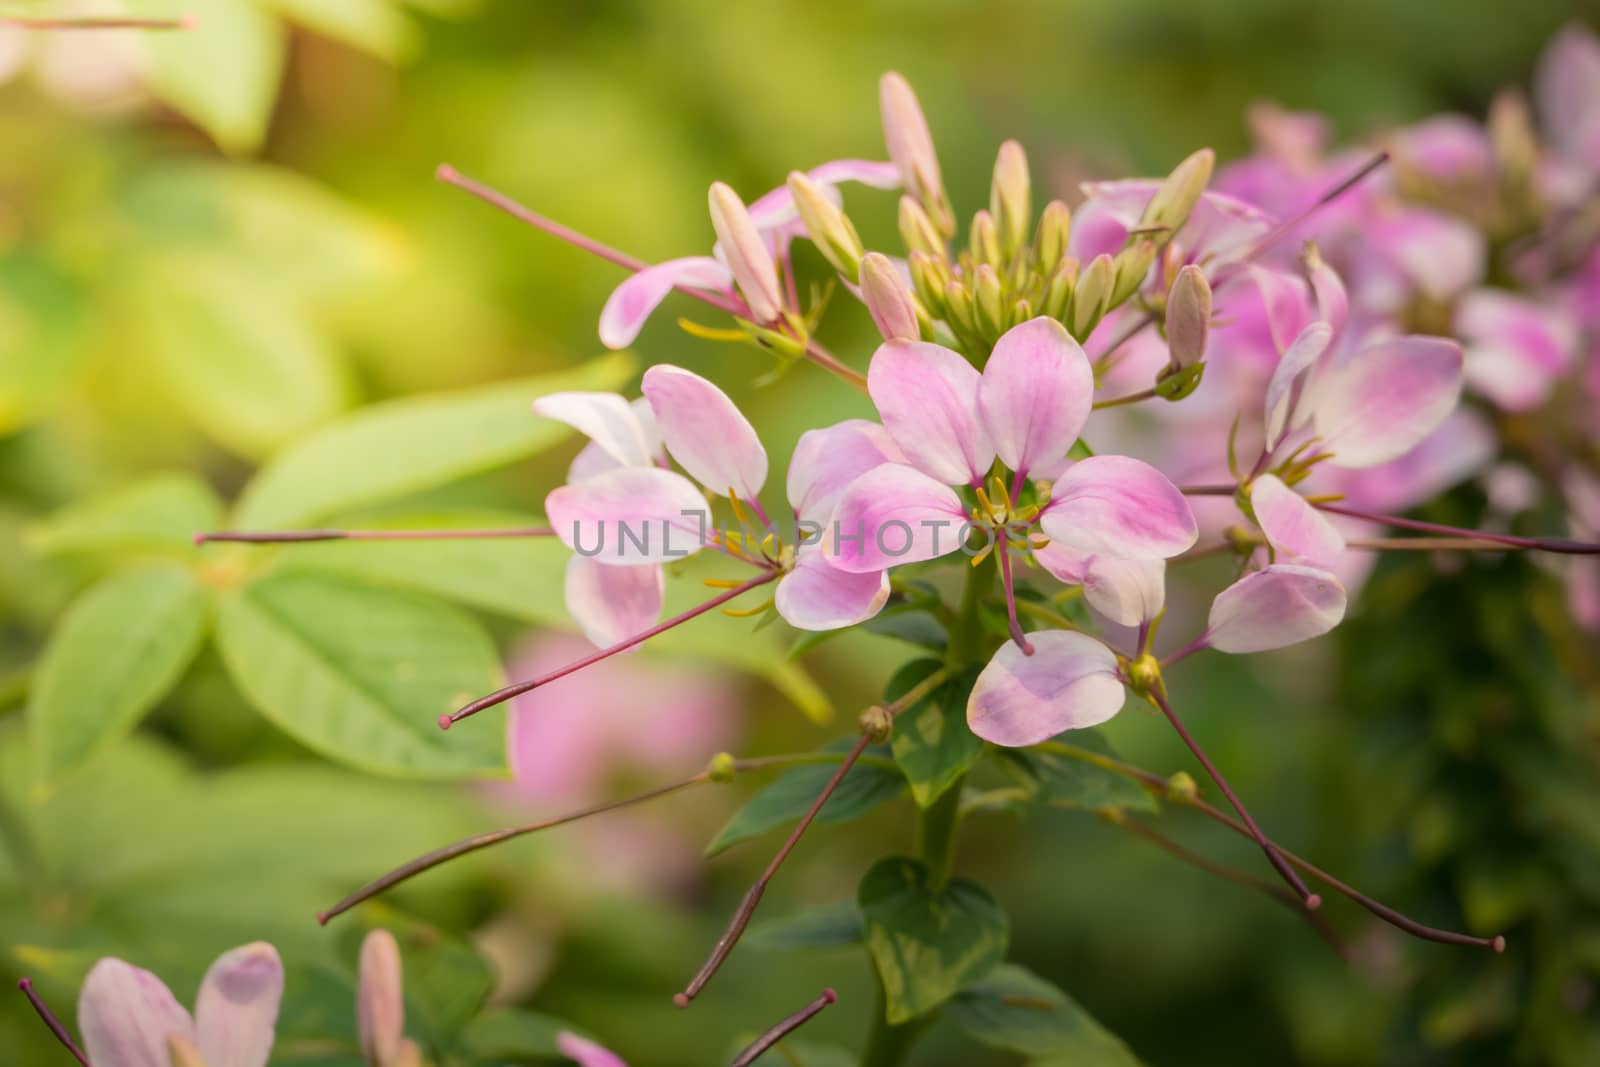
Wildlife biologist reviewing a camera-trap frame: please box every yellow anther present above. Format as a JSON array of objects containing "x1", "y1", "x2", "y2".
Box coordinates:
[{"x1": 677, "y1": 318, "x2": 749, "y2": 342}]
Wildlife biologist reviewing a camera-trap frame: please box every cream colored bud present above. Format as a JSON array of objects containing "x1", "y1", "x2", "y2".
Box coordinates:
[
  {"x1": 1140, "y1": 148, "x2": 1215, "y2": 237},
  {"x1": 168, "y1": 1035, "x2": 208, "y2": 1067},
  {"x1": 1070, "y1": 253, "x2": 1114, "y2": 338},
  {"x1": 861, "y1": 253, "x2": 920, "y2": 341},
  {"x1": 990, "y1": 139, "x2": 1031, "y2": 257},
  {"x1": 1035, "y1": 199, "x2": 1071, "y2": 275},
  {"x1": 898, "y1": 195, "x2": 945, "y2": 258},
  {"x1": 970, "y1": 210, "x2": 1002, "y2": 269},
  {"x1": 1044, "y1": 258, "x2": 1077, "y2": 320},
  {"x1": 908, "y1": 251, "x2": 948, "y2": 313},
  {"x1": 788, "y1": 171, "x2": 864, "y2": 278},
  {"x1": 944, "y1": 279, "x2": 979, "y2": 336},
  {"x1": 880, "y1": 72, "x2": 953, "y2": 234},
  {"x1": 1489, "y1": 89, "x2": 1537, "y2": 189},
  {"x1": 1110, "y1": 240, "x2": 1156, "y2": 305},
  {"x1": 358, "y1": 929, "x2": 406, "y2": 1067},
  {"x1": 709, "y1": 181, "x2": 782, "y2": 323},
  {"x1": 1164, "y1": 265, "x2": 1212, "y2": 370},
  {"x1": 974, "y1": 264, "x2": 1006, "y2": 336}
]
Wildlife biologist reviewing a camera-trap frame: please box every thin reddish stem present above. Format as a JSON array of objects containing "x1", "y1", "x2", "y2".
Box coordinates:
[
  {"x1": 0, "y1": 15, "x2": 192, "y2": 29},
  {"x1": 1345, "y1": 536, "x2": 1511, "y2": 552},
  {"x1": 440, "y1": 569, "x2": 778, "y2": 729},
  {"x1": 196, "y1": 526, "x2": 554, "y2": 545},
  {"x1": 1149, "y1": 688, "x2": 1319, "y2": 908},
  {"x1": 1230, "y1": 152, "x2": 1390, "y2": 267},
  {"x1": 1179, "y1": 484, "x2": 1238, "y2": 496},
  {"x1": 1161, "y1": 632, "x2": 1211, "y2": 667},
  {"x1": 1316, "y1": 503, "x2": 1600, "y2": 555},
  {"x1": 998, "y1": 537, "x2": 1034, "y2": 654},
  {"x1": 17, "y1": 979, "x2": 90, "y2": 1067},
  {"x1": 729, "y1": 988, "x2": 839, "y2": 1067}
]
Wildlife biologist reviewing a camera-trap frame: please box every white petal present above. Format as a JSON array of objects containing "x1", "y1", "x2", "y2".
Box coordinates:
[
  {"x1": 1083, "y1": 556, "x2": 1167, "y2": 627},
  {"x1": 1250, "y1": 475, "x2": 1345, "y2": 568},
  {"x1": 533, "y1": 392, "x2": 654, "y2": 469},
  {"x1": 775, "y1": 550, "x2": 891, "y2": 631},
  {"x1": 641, "y1": 364, "x2": 767, "y2": 498},
  {"x1": 967, "y1": 631, "x2": 1125, "y2": 747},
  {"x1": 79, "y1": 959, "x2": 196, "y2": 1067},
  {"x1": 546, "y1": 466, "x2": 710, "y2": 564},
  {"x1": 1207, "y1": 564, "x2": 1347, "y2": 653},
  {"x1": 564, "y1": 556, "x2": 665, "y2": 648}
]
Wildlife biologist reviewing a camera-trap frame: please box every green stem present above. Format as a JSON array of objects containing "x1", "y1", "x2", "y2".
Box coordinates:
[
  {"x1": 915, "y1": 773, "x2": 967, "y2": 890},
  {"x1": 859, "y1": 978, "x2": 928, "y2": 1067},
  {"x1": 945, "y1": 557, "x2": 993, "y2": 668}
]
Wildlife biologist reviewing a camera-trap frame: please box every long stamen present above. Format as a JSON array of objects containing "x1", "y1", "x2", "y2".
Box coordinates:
[
  {"x1": 0, "y1": 15, "x2": 193, "y2": 29},
  {"x1": 998, "y1": 536, "x2": 1034, "y2": 654},
  {"x1": 729, "y1": 988, "x2": 839, "y2": 1067},
  {"x1": 1040, "y1": 740, "x2": 1503, "y2": 952},
  {"x1": 17, "y1": 979, "x2": 90, "y2": 1067},
  {"x1": 677, "y1": 668, "x2": 952, "y2": 1007},
  {"x1": 1148, "y1": 688, "x2": 1320, "y2": 908},
  {"x1": 1178, "y1": 483, "x2": 1239, "y2": 496},
  {"x1": 439, "y1": 570, "x2": 778, "y2": 729},
  {"x1": 196, "y1": 526, "x2": 554, "y2": 545},
  {"x1": 1316, "y1": 503, "x2": 1600, "y2": 555},
  {"x1": 1231, "y1": 152, "x2": 1390, "y2": 267},
  {"x1": 1345, "y1": 536, "x2": 1512, "y2": 552},
  {"x1": 1092, "y1": 386, "x2": 1160, "y2": 410}
]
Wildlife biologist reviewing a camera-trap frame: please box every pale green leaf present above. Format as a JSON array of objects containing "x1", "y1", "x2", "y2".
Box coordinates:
[
  {"x1": 27, "y1": 473, "x2": 223, "y2": 557},
  {"x1": 28, "y1": 564, "x2": 209, "y2": 787},
  {"x1": 232, "y1": 354, "x2": 635, "y2": 529},
  {"x1": 264, "y1": 0, "x2": 418, "y2": 60},
  {"x1": 0, "y1": 252, "x2": 90, "y2": 432},
  {"x1": 215, "y1": 569, "x2": 505, "y2": 778},
  {"x1": 136, "y1": 0, "x2": 286, "y2": 155}
]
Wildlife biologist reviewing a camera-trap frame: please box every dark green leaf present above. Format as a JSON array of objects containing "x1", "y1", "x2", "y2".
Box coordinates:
[
  {"x1": 746, "y1": 900, "x2": 864, "y2": 951},
  {"x1": 1009, "y1": 734, "x2": 1158, "y2": 814},
  {"x1": 889, "y1": 660, "x2": 984, "y2": 808},
  {"x1": 215, "y1": 570, "x2": 504, "y2": 778},
  {"x1": 29, "y1": 564, "x2": 209, "y2": 786},
  {"x1": 461, "y1": 1008, "x2": 573, "y2": 1061},
  {"x1": 947, "y1": 963, "x2": 1145, "y2": 1063},
  {"x1": 858, "y1": 857, "x2": 1009, "y2": 1024},
  {"x1": 706, "y1": 741, "x2": 903, "y2": 856},
  {"x1": 864, "y1": 607, "x2": 948, "y2": 651}
]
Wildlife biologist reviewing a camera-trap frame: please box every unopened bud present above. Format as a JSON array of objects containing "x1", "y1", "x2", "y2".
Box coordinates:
[
  {"x1": 880, "y1": 72, "x2": 953, "y2": 235},
  {"x1": 1110, "y1": 240, "x2": 1156, "y2": 305},
  {"x1": 858, "y1": 704, "x2": 893, "y2": 742},
  {"x1": 974, "y1": 264, "x2": 1006, "y2": 336},
  {"x1": 788, "y1": 171, "x2": 863, "y2": 278},
  {"x1": 1043, "y1": 257, "x2": 1077, "y2": 320},
  {"x1": 707, "y1": 751, "x2": 738, "y2": 783},
  {"x1": 1166, "y1": 771, "x2": 1199, "y2": 803},
  {"x1": 1035, "y1": 200, "x2": 1071, "y2": 275},
  {"x1": 990, "y1": 140, "x2": 1031, "y2": 258},
  {"x1": 709, "y1": 181, "x2": 783, "y2": 323},
  {"x1": 898, "y1": 195, "x2": 945, "y2": 258},
  {"x1": 861, "y1": 253, "x2": 920, "y2": 341},
  {"x1": 1070, "y1": 253, "x2": 1114, "y2": 338},
  {"x1": 1164, "y1": 265, "x2": 1211, "y2": 371},
  {"x1": 908, "y1": 250, "x2": 949, "y2": 312},
  {"x1": 970, "y1": 210, "x2": 1003, "y2": 269},
  {"x1": 944, "y1": 279, "x2": 979, "y2": 336},
  {"x1": 168, "y1": 1035, "x2": 208, "y2": 1067},
  {"x1": 1140, "y1": 148, "x2": 1215, "y2": 237},
  {"x1": 358, "y1": 929, "x2": 405, "y2": 1067},
  {"x1": 392, "y1": 1040, "x2": 423, "y2": 1067},
  {"x1": 1489, "y1": 89, "x2": 1537, "y2": 191},
  {"x1": 1126, "y1": 652, "x2": 1161, "y2": 696}
]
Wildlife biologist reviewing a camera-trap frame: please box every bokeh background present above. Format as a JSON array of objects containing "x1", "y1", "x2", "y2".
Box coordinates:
[{"x1": 3, "y1": 1, "x2": 1598, "y2": 1064}]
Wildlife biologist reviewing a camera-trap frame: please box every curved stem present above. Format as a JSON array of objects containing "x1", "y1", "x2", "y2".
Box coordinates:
[
  {"x1": 17, "y1": 979, "x2": 90, "y2": 1067},
  {"x1": 731, "y1": 989, "x2": 838, "y2": 1067},
  {"x1": 1315, "y1": 502, "x2": 1600, "y2": 555},
  {"x1": 1092, "y1": 386, "x2": 1159, "y2": 411}
]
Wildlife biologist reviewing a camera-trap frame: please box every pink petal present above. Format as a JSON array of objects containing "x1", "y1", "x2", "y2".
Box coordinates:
[
  {"x1": 1249, "y1": 266, "x2": 1313, "y2": 355},
  {"x1": 977, "y1": 318, "x2": 1093, "y2": 477},
  {"x1": 1077, "y1": 181, "x2": 1275, "y2": 263},
  {"x1": 775, "y1": 549, "x2": 891, "y2": 630},
  {"x1": 1206, "y1": 564, "x2": 1347, "y2": 654},
  {"x1": 1537, "y1": 24, "x2": 1600, "y2": 169},
  {"x1": 1362, "y1": 209, "x2": 1485, "y2": 304},
  {"x1": 1263, "y1": 322, "x2": 1334, "y2": 449},
  {"x1": 867, "y1": 340, "x2": 992, "y2": 486},
  {"x1": 1030, "y1": 540, "x2": 1091, "y2": 584},
  {"x1": 1315, "y1": 336, "x2": 1463, "y2": 468},
  {"x1": 564, "y1": 555, "x2": 664, "y2": 648},
  {"x1": 1083, "y1": 556, "x2": 1166, "y2": 627},
  {"x1": 79, "y1": 958, "x2": 196, "y2": 1067},
  {"x1": 533, "y1": 392, "x2": 656, "y2": 470},
  {"x1": 641, "y1": 364, "x2": 767, "y2": 498},
  {"x1": 546, "y1": 466, "x2": 710, "y2": 564},
  {"x1": 565, "y1": 399, "x2": 663, "y2": 483},
  {"x1": 357, "y1": 931, "x2": 404, "y2": 1067},
  {"x1": 1397, "y1": 114, "x2": 1494, "y2": 181},
  {"x1": 1456, "y1": 289, "x2": 1577, "y2": 413},
  {"x1": 1250, "y1": 475, "x2": 1344, "y2": 568},
  {"x1": 597, "y1": 257, "x2": 733, "y2": 349},
  {"x1": 1040, "y1": 456, "x2": 1198, "y2": 559},
  {"x1": 786, "y1": 418, "x2": 904, "y2": 524},
  {"x1": 746, "y1": 159, "x2": 901, "y2": 232},
  {"x1": 557, "y1": 1031, "x2": 629, "y2": 1067},
  {"x1": 823, "y1": 462, "x2": 968, "y2": 573},
  {"x1": 967, "y1": 630, "x2": 1125, "y2": 747},
  {"x1": 195, "y1": 943, "x2": 282, "y2": 1067}
]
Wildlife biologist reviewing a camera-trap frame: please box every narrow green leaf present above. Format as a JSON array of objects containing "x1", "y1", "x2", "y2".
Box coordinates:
[
  {"x1": 746, "y1": 900, "x2": 864, "y2": 951},
  {"x1": 888, "y1": 659, "x2": 984, "y2": 808},
  {"x1": 1008, "y1": 733, "x2": 1159, "y2": 814},
  {"x1": 949, "y1": 963, "x2": 1146, "y2": 1064},
  {"x1": 137, "y1": 0, "x2": 287, "y2": 155},
  {"x1": 28, "y1": 474, "x2": 223, "y2": 557},
  {"x1": 858, "y1": 857, "x2": 1009, "y2": 1024},
  {"x1": 233, "y1": 354, "x2": 635, "y2": 529},
  {"x1": 215, "y1": 570, "x2": 505, "y2": 778},
  {"x1": 706, "y1": 740, "x2": 903, "y2": 857},
  {"x1": 29, "y1": 565, "x2": 209, "y2": 786},
  {"x1": 460, "y1": 1008, "x2": 573, "y2": 1060}
]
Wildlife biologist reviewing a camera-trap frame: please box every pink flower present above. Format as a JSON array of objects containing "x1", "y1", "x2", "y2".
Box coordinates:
[
  {"x1": 1455, "y1": 288, "x2": 1579, "y2": 412},
  {"x1": 559, "y1": 1031, "x2": 628, "y2": 1067},
  {"x1": 1535, "y1": 23, "x2": 1600, "y2": 175},
  {"x1": 77, "y1": 944, "x2": 283, "y2": 1067},
  {"x1": 358, "y1": 930, "x2": 419, "y2": 1067},
  {"x1": 1070, "y1": 180, "x2": 1276, "y2": 269}
]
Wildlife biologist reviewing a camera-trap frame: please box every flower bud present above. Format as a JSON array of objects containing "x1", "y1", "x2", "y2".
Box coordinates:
[
  {"x1": 860, "y1": 252, "x2": 920, "y2": 341},
  {"x1": 880, "y1": 72, "x2": 953, "y2": 235},
  {"x1": 908, "y1": 250, "x2": 949, "y2": 313},
  {"x1": 788, "y1": 171, "x2": 864, "y2": 278},
  {"x1": 974, "y1": 264, "x2": 1006, "y2": 336},
  {"x1": 1043, "y1": 257, "x2": 1077, "y2": 320},
  {"x1": 1110, "y1": 239, "x2": 1156, "y2": 305},
  {"x1": 1489, "y1": 89, "x2": 1537, "y2": 192},
  {"x1": 944, "y1": 278, "x2": 979, "y2": 337},
  {"x1": 707, "y1": 751, "x2": 738, "y2": 782},
  {"x1": 358, "y1": 929, "x2": 405, "y2": 1067},
  {"x1": 898, "y1": 195, "x2": 945, "y2": 258},
  {"x1": 990, "y1": 139, "x2": 1031, "y2": 258},
  {"x1": 1140, "y1": 148, "x2": 1215, "y2": 238},
  {"x1": 168, "y1": 1035, "x2": 208, "y2": 1067},
  {"x1": 709, "y1": 181, "x2": 783, "y2": 324},
  {"x1": 1164, "y1": 264, "x2": 1211, "y2": 371},
  {"x1": 858, "y1": 704, "x2": 893, "y2": 743},
  {"x1": 1035, "y1": 199, "x2": 1071, "y2": 275},
  {"x1": 392, "y1": 1041, "x2": 423, "y2": 1067},
  {"x1": 970, "y1": 210, "x2": 1003, "y2": 269},
  {"x1": 1070, "y1": 253, "x2": 1114, "y2": 338},
  {"x1": 1166, "y1": 771, "x2": 1199, "y2": 803}
]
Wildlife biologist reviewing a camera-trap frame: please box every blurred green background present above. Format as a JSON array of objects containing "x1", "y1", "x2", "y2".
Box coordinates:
[{"x1": 2, "y1": 1, "x2": 1598, "y2": 1064}]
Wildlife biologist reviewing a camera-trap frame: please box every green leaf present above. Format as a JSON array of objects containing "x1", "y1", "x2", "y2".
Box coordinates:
[
  {"x1": 29, "y1": 565, "x2": 209, "y2": 787},
  {"x1": 233, "y1": 355, "x2": 635, "y2": 529},
  {"x1": 746, "y1": 900, "x2": 864, "y2": 951},
  {"x1": 858, "y1": 857, "x2": 1009, "y2": 1025},
  {"x1": 283, "y1": 512, "x2": 829, "y2": 721},
  {"x1": 706, "y1": 741, "x2": 903, "y2": 857},
  {"x1": 28, "y1": 474, "x2": 223, "y2": 557},
  {"x1": 947, "y1": 963, "x2": 1145, "y2": 1064},
  {"x1": 461, "y1": 1008, "x2": 573, "y2": 1061},
  {"x1": 136, "y1": 0, "x2": 287, "y2": 154},
  {"x1": 263, "y1": 0, "x2": 419, "y2": 61},
  {"x1": 137, "y1": 258, "x2": 348, "y2": 458},
  {"x1": 0, "y1": 252, "x2": 90, "y2": 430},
  {"x1": 888, "y1": 660, "x2": 984, "y2": 808},
  {"x1": 724, "y1": 1039, "x2": 855, "y2": 1067},
  {"x1": 1010, "y1": 735, "x2": 1158, "y2": 814},
  {"x1": 215, "y1": 569, "x2": 505, "y2": 778}
]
